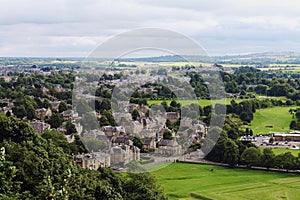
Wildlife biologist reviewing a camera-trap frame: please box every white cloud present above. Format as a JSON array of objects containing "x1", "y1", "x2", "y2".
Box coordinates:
[{"x1": 0, "y1": 0, "x2": 300, "y2": 56}]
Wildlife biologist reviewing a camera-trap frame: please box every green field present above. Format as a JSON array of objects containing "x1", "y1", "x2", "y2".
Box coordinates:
[
  {"x1": 152, "y1": 163, "x2": 300, "y2": 200},
  {"x1": 271, "y1": 148, "x2": 300, "y2": 156},
  {"x1": 247, "y1": 106, "x2": 296, "y2": 135},
  {"x1": 147, "y1": 98, "x2": 237, "y2": 107},
  {"x1": 147, "y1": 97, "x2": 286, "y2": 108}
]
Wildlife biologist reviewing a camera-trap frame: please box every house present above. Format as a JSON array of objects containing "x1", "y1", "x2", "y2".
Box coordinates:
[
  {"x1": 102, "y1": 126, "x2": 125, "y2": 137},
  {"x1": 61, "y1": 110, "x2": 79, "y2": 121},
  {"x1": 35, "y1": 108, "x2": 52, "y2": 119},
  {"x1": 142, "y1": 138, "x2": 156, "y2": 151},
  {"x1": 157, "y1": 139, "x2": 181, "y2": 156},
  {"x1": 74, "y1": 152, "x2": 111, "y2": 170},
  {"x1": 111, "y1": 137, "x2": 133, "y2": 146},
  {"x1": 110, "y1": 145, "x2": 140, "y2": 166},
  {"x1": 51, "y1": 101, "x2": 60, "y2": 111},
  {"x1": 127, "y1": 103, "x2": 139, "y2": 113},
  {"x1": 0, "y1": 107, "x2": 12, "y2": 115},
  {"x1": 30, "y1": 121, "x2": 51, "y2": 134},
  {"x1": 166, "y1": 112, "x2": 180, "y2": 123},
  {"x1": 139, "y1": 104, "x2": 149, "y2": 114},
  {"x1": 113, "y1": 112, "x2": 132, "y2": 123},
  {"x1": 65, "y1": 134, "x2": 75, "y2": 143}
]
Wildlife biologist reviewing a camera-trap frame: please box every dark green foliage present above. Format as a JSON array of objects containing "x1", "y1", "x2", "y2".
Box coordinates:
[
  {"x1": 47, "y1": 112, "x2": 63, "y2": 128},
  {"x1": 241, "y1": 147, "x2": 261, "y2": 167},
  {"x1": 131, "y1": 109, "x2": 140, "y2": 121},
  {"x1": 0, "y1": 114, "x2": 166, "y2": 199},
  {"x1": 58, "y1": 101, "x2": 68, "y2": 113},
  {"x1": 163, "y1": 129, "x2": 173, "y2": 140},
  {"x1": 260, "y1": 148, "x2": 275, "y2": 169},
  {"x1": 66, "y1": 121, "x2": 77, "y2": 135}
]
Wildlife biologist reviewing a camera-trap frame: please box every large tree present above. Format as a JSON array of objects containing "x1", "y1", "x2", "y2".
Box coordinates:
[{"x1": 241, "y1": 147, "x2": 261, "y2": 167}]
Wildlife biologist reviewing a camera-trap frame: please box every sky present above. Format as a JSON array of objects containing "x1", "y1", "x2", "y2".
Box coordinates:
[{"x1": 1, "y1": 0, "x2": 300, "y2": 57}]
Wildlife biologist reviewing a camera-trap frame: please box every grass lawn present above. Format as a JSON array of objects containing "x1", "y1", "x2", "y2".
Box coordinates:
[
  {"x1": 247, "y1": 106, "x2": 297, "y2": 135},
  {"x1": 270, "y1": 148, "x2": 300, "y2": 157},
  {"x1": 147, "y1": 98, "x2": 239, "y2": 107},
  {"x1": 147, "y1": 97, "x2": 286, "y2": 108},
  {"x1": 152, "y1": 163, "x2": 300, "y2": 200}
]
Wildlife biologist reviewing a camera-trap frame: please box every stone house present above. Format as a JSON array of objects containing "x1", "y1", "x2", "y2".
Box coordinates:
[
  {"x1": 74, "y1": 152, "x2": 111, "y2": 170},
  {"x1": 157, "y1": 139, "x2": 181, "y2": 156},
  {"x1": 30, "y1": 121, "x2": 51, "y2": 134},
  {"x1": 142, "y1": 138, "x2": 156, "y2": 151},
  {"x1": 110, "y1": 145, "x2": 140, "y2": 166},
  {"x1": 35, "y1": 108, "x2": 52, "y2": 119},
  {"x1": 51, "y1": 101, "x2": 60, "y2": 111},
  {"x1": 61, "y1": 110, "x2": 79, "y2": 121},
  {"x1": 166, "y1": 112, "x2": 180, "y2": 123},
  {"x1": 102, "y1": 126, "x2": 126, "y2": 137}
]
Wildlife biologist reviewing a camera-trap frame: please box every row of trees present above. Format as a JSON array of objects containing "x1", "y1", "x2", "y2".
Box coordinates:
[{"x1": 205, "y1": 124, "x2": 300, "y2": 171}]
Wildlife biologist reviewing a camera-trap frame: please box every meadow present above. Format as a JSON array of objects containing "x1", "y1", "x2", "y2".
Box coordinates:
[
  {"x1": 152, "y1": 163, "x2": 300, "y2": 200},
  {"x1": 247, "y1": 106, "x2": 297, "y2": 135},
  {"x1": 271, "y1": 148, "x2": 300, "y2": 157},
  {"x1": 147, "y1": 98, "x2": 239, "y2": 107}
]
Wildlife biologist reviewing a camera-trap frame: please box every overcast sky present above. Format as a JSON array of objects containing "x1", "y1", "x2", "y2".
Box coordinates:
[{"x1": 1, "y1": 0, "x2": 300, "y2": 57}]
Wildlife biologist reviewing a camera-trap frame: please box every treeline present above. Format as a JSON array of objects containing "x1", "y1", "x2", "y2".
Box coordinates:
[
  {"x1": 204, "y1": 122, "x2": 300, "y2": 171},
  {"x1": 0, "y1": 114, "x2": 166, "y2": 199}
]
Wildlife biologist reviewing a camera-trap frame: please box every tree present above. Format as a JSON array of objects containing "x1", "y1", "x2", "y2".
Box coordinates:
[
  {"x1": 0, "y1": 147, "x2": 21, "y2": 198},
  {"x1": 47, "y1": 112, "x2": 63, "y2": 128},
  {"x1": 58, "y1": 101, "x2": 68, "y2": 113},
  {"x1": 131, "y1": 109, "x2": 140, "y2": 121},
  {"x1": 241, "y1": 147, "x2": 261, "y2": 167},
  {"x1": 163, "y1": 130, "x2": 173, "y2": 140},
  {"x1": 12, "y1": 105, "x2": 27, "y2": 119},
  {"x1": 132, "y1": 136, "x2": 144, "y2": 151},
  {"x1": 275, "y1": 152, "x2": 297, "y2": 171},
  {"x1": 260, "y1": 148, "x2": 275, "y2": 169},
  {"x1": 42, "y1": 99, "x2": 51, "y2": 109},
  {"x1": 84, "y1": 138, "x2": 108, "y2": 152},
  {"x1": 66, "y1": 121, "x2": 77, "y2": 135},
  {"x1": 123, "y1": 173, "x2": 167, "y2": 200},
  {"x1": 223, "y1": 139, "x2": 239, "y2": 167},
  {"x1": 99, "y1": 115, "x2": 110, "y2": 127}
]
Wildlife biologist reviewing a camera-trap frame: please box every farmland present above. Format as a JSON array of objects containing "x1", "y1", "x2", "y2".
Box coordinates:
[{"x1": 152, "y1": 163, "x2": 300, "y2": 200}]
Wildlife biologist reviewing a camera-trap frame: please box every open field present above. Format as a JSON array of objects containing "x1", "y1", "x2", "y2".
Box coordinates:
[
  {"x1": 247, "y1": 106, "x2": 297, "y2": 135},
  {"x1": 152, "y1": 163, "x2": 300, "y2": 200},
  {"x1": 148, "y1": 97, "x2": 286, "y2": 108},
  {"x1": 147, "y1": 98, "x2": 239, "y2": 107},
  {"x1": 271, "y1": 148, "x2": 300, "y2": 156}
]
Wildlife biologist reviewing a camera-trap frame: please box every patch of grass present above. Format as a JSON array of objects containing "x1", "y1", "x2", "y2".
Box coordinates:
[
  {"x1": 152, "y1": 163, "x2": 300, "y2": 200},
  {"x1": 147, "y1": 98, "x2": 240, "y2": 107},
  {"x1": 247, "y1": 106, "x2": 297, "y2": 135},
  {"x1": 270, "y1": 148, "x2": 300, "y2": 156}
]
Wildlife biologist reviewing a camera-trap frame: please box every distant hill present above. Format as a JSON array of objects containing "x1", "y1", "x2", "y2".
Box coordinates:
[{"x1": 116, "y1": 52, "x2": 300, "y2": 65}]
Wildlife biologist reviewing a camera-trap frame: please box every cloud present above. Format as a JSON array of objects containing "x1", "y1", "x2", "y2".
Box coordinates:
[{"x1": 0, "y1": 0, "x2": 300, "y2": 56}]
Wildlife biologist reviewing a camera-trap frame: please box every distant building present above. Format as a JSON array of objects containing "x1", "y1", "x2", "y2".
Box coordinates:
[
  {"x1": 74, "y1": 152, "x2": 111, "y2": 170},
  {"x1": 157, "y1": 139, "x2": 181, "y2": 156},
  {"x1": 271, "y1": 132, "x2": 300, "y2": 142},
  {"x1": 51, "y1": 101, "x2": 60, "y2": 111},
  {"x1": 142, "y1": 138, "x2": 156, "y2": 151},
  {"x1": 30, "y1": 121, "x2": 50, "y2": 134},
  {"x1": 166, "y1": 112, "x2": 180, "y2": 123},
  {"x1": 110, "y1": 145, "x2": 140, "y2": 166},
  {"x1": 61, "y1": 110, "x2": 78, "y2": 121},
  {"x1": 35, "y1": 108, "x2": 52, "y2": 119}
]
